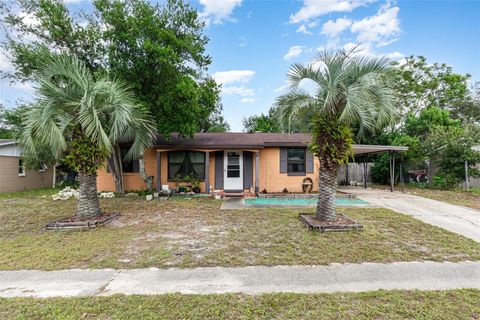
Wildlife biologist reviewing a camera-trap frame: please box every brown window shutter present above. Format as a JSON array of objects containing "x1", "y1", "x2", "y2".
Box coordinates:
[
  {"x1": 279, "y1": 148, "x2": 287, "y2": 173},
  {"x1": 306, "y1": 150, "x2": 314, "y2": 173}
]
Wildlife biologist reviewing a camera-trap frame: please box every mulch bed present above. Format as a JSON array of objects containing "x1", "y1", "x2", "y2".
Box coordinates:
[
  {"x1": 45, "y1": 212, "x2": 120, "y2": 230},
  {"x1": 299, "y1": 213, "x2": 363, "y2": 233}
]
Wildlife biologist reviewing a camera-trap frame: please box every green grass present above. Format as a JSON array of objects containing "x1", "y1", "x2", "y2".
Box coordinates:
[
  {"x1": 1, "y1": 290, "x2": 479, "y2": 319},
  {"x1": 1, "y1": 190, "x2": 480, "y2": 270},
  {"x1": 400, "y1": 184, "x2": 480, "y2": 210}
]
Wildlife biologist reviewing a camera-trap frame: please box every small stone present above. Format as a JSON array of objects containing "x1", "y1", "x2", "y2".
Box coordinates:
[{"x1": 146, "y1": 195, "x2": 153, "y2": 201}]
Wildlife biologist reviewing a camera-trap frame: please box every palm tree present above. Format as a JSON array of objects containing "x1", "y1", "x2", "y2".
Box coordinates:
[
  {"x1": 21, "y1": 55, "x2": 156, "y2": 217},
  {"x1": 276, "y1": 48, "x2": 396, "y2": 221}
]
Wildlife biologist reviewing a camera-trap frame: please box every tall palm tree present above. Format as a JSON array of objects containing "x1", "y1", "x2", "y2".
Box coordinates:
[
  {"x1": 21, "y1": 55, "x2": 156, "y2": 217},
  {"x1": 276, "y1": 48, "x2": 396, "y2": 221}
]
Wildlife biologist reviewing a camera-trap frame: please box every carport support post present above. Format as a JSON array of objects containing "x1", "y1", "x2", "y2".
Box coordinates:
[
  {"x1": 345, "y1": 160, "x2": 349, "y2": 186},
  {"x1": 363, "y1": 155, "x2": 367, "y2": 189},
  {"x1": 389, "y1": 152, "x2": 396, "y2": 192},
  {"x1": 255, "y1": 151, "x2": 259, "y2": 193},
  {"x1": 156, "y1": 151, "x2": 161, "y2": 193},
  {"x1": 465, "y1": 160, "x2": 469, "y2": 191},
  {"x1": 205, "y1": 151, "x2": 210, "y2": 193},
  {"x1": 400, "y1": 155, "x2": 404, "y2": 193}
]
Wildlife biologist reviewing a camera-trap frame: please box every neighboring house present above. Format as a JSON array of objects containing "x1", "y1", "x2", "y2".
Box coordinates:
[
  {"x1": 97, "y1": 133, "x2": 407, "y2": 193},
  {"x1": 0, "y1": 139, "x2": 54, "y2": 193}
]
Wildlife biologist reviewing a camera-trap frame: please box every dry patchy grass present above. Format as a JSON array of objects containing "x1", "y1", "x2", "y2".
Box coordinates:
[
  {"x1": 401, "y1": 185, "x2": 480, "y2": 210},
  {"x1": 1, "y1": 189, "x2": 480, "y2": 270}
]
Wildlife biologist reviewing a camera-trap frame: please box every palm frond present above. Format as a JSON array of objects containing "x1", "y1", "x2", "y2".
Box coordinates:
[{"x1": 21, "y1": 55, "x2": 157, "y2": 166}]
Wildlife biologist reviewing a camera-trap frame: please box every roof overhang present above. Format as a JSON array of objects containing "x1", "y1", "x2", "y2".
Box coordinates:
[{"x1": 352, "y1": 144, "x2": 409, "y2": 155}]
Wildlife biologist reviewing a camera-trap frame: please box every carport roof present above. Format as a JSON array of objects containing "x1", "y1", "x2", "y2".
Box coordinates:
[{"x1": 154, "y1": 133, "x2": 408, "y2": 154}]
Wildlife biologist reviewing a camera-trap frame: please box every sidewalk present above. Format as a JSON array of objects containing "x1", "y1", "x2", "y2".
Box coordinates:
[{"x1": 1, "y1": 261, "x2": 480, "y2": 298}]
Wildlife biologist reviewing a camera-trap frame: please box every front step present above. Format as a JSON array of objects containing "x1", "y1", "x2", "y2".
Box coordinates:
[{"x1": 221, "y1": 192, "x2": 256, "y2": 198}]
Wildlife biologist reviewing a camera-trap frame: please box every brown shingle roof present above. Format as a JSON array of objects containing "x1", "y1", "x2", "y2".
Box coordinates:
[
  {"x1": 154, "y1": 132, "x2": 311, "y2": 149},
  {"x1": 154, "y1": 132, "x2": 409, "y2": 154}
]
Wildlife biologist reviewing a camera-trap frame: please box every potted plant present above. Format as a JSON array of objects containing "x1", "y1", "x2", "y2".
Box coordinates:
[
  {"x1": 174, "y1": 174, "x2": 181, "y2": 193},
  {"x1": 183, "y1": 175, "x2": 192, "y2": 193},
  {"x1": 191, "y1": 178, "x2": 201, "y2": 193}
]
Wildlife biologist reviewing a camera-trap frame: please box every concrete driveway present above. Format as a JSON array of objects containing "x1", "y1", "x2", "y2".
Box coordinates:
[{"x1": 340, "y1": 188, "x2": 480, "y2": 243}]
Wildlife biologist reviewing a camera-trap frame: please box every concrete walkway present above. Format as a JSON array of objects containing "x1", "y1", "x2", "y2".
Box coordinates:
[
  {"x1": 340, "y1": 188, "x2": 480, "y2": 242},
  {"x1": 1, "y1": 261, "x2": 480, "y2": 298}
]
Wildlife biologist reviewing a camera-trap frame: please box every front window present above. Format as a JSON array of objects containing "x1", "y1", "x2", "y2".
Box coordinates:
[
  {"x1": 287, "y1": 148, "x2": 305, "y2": 174},
  {"x1": 168, "y1": 151, "x2": 205, "y2": 180},
  {"x1": 120, "y1": 148, "x2": 135, "y2": 173},
  {"x1": 18, "y1": 159, "x2": 25, "y2": 176}
]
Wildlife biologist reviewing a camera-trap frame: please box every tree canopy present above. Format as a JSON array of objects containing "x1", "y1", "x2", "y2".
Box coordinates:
[{"x1": 1, "y1": 0, "x2": 226, "y2": 137}]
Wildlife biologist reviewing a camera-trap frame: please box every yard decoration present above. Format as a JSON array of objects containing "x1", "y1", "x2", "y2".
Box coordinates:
[{"x1": 276, "y1": 47, "x2": 396, "y2": 226}]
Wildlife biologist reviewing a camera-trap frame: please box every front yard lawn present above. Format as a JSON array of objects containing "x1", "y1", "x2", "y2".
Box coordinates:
[
  {"x1": 1, "y1": 290, "x2": 479, "y2": 319},
  {"x1": 402, "y1": 185, "x2": 480, "y2": 210},
  {"x1": 1, "y1": 189, "x2": 480, "y2": 270}
]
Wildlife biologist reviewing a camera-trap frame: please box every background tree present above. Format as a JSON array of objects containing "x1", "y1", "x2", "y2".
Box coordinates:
[
  {"x1": 276, "y1": 48, "x2": 396, "y2": 221},
  {"x1": 423, "y1": 124, "x2": 480, "y2": 188},
  {"x1": 242, "y1": 107, "x2": 280, "y2": 133},
  {"x1": 2, "y1": 0, "x2": 226, "y2": 192},
  {"x1": 22, "y1": 55, "x2": 155, "y2": 217},
  {"x1": 392, "y1": 55, "x2": 470, "y2": 117},
  {"x1": 369, "y1": 57, "x2": 478, "y2": 187}
]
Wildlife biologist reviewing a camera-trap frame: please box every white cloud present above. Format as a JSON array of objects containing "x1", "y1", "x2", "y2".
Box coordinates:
[
  {"x1": 0, "y1": 50, "x2": 14, "y2": 73},
  {"x1": 296, "y1": 20, "x2": 319, "y2": 35},
  {"x1": 212, "y1": 70, "x2": 255, "y2": 85},
  {"x1": 240, "y1": 97, "x2": 255, "y2": 103},
  {"x1": 199, "y1": 0, "x2": 243, "y2": 25},
  {"x1": 284, "y1": 45, "x2": 305, "y2": 60},
  {"x1": 342, "y1": 42, "x2": 403, "y2": 59},
  {"x1": 290, "y1": 0, "x2": 375, "y2": 24},
  {"x1": 296, "y1": 24, "x2": 312, "y2": 35},
  {"x1": 321, "y1": 17, "x2": 352, "y2": 38},
  {"x1": 222, "y1": 86, "x2": 254, "y2": 96},
  {"x1": 274, "y1": 80, "x2": 290, "y2": 93},
  {"x1": 351, "y1": 3, "x2": 401, "y2": 47},
  {"x1": 212, "y1": 69, "x2": 256, "y2": 98}
]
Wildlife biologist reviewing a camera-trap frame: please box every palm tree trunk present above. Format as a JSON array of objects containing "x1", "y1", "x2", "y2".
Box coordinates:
[
  {"x1": 76, "y1": 172, "x2": 101, "y2": 217},
  {"x1": 138, "y1": 151, "x2": 153, "y2": 192},
  {"x1": 316, "y1": 160, "x2": 339, "y2": 221}
]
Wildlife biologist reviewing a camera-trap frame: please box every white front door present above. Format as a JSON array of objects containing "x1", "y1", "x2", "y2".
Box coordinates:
[{"x1": 224, "y1": 150, "x2": 243, "y2": 190}]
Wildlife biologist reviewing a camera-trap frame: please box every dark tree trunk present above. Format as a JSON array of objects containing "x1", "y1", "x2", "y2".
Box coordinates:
[
  {"x1": 111, "y1": 145, "x2": 124, "y2": 194},
  {"x1": 316, "y1": 159, "x2": 339, "y2": 221},
  {"x1": 76, "y1": 172, "x2": 101, "y2": 217}
]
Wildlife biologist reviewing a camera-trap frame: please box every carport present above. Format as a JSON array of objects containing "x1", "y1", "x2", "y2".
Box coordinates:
[{"x1": 350, "y1": 145, "x2": 409, "y2": 192}]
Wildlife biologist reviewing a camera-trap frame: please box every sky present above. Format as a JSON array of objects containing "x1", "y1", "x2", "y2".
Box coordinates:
[{"x1": 1, "y1": 0, "x2": 480, "y2": 131}]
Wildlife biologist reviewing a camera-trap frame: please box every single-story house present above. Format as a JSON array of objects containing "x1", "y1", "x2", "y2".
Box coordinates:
[
  {"x1": 0, "y1": 139, "x2": 55, "y2": 193},
  {"x1": 97, "y1": 133, "x2": 407, "y2": 194}
]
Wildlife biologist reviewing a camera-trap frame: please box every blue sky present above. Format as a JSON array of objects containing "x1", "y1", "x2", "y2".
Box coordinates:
[{"x1": 1, "y1": 0, "x2": 480, "y2": 131}]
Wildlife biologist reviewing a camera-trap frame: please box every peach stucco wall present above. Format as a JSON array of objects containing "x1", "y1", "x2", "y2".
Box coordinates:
[
  {"x1": 257, "y1": 148, "x2": 319, "y2": 193},
  {"x1": 97, "y1": 149, "x2": 216, "y2": 192},
  {"x1": 97, "y1": 147, "x2": 319, "y2": 193}
]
